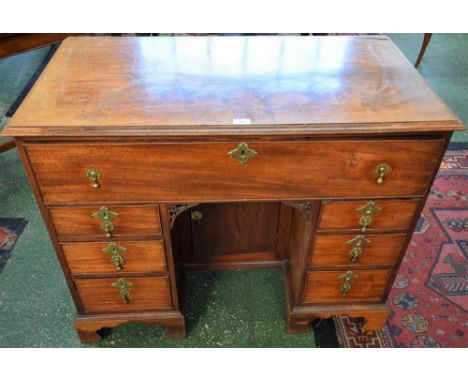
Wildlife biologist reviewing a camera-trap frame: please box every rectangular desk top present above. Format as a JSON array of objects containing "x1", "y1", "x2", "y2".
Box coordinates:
[{"x1": 3, "y1": 35, "x2": 463, "y2": 137}]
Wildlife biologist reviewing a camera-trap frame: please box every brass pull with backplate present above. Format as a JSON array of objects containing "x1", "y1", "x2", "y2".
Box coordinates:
[
  {"x1": 228, "y1": 143, "x2": 257, "y2": 164},
  {"x1": 355, "y1": 201, "x2": 381, "y2": 233},
  {"x1": 346, "y1": 235, "x2": 371, "y2": 263},
  {"x1": 91, "y1": 207, "x2": 119, "y2": 237},
  {"x1": 85, "y1": 168, "x2": 101, "y2": 189},
  {"x1": 375, "y1": 163, "x2": 391, "y2": 185},
  {"x1": 102, "y1": 242, "x2": 126, "y2": 270},
  {"x1": 111, "y1": 278, "x2": 133, "y2": 303},
  {"x1": 338, "y1": 271, "x2": 358, "y2": 296}
]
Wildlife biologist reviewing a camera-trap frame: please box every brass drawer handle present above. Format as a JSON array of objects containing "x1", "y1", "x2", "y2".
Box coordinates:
[
  {"x1": 356, "y1": 201, "x2": 381, "y2": 233},
  {"x1": 375, "y1": 163, "x2": 391, "y2": 185},
  {"x1": 102, "y1": 242, "x2": 126, "y2": 270},
  {"x1": 338, "y1": 271, "x2": 358, "y2": 296},
  {"x1": 191, "y1": 210, "x2": 203, "y2": 221},
  {"x1": 346, "y1": 235, "x2": 371, "y2": 263},
  {"x1": 91, "y1": 206, "x2": 119, "y2": 237},
  {"x1": 228, "y1": 143, "x2": 257, "y2": 164},
  {"x1": 85, "y1": 168, "x2": 102, "y2": 189},
  {"x1": 111, "y1": 278, "x2": 133, "y2": 303}
]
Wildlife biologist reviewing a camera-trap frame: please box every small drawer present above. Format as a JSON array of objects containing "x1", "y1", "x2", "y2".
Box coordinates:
[
  {"x1": 62, "y1": 240, "x2": 166, "y2": 275},
  {"x1": 50, "y1": 205, "x2": 161, "y2": 239},
  {"x1": 75, "y1": 276, "x2": 172, "y2": 314},
  {"x1": 318, "y1": 199, "x2": 420, "y2": 232},
  {"x1": 310, "y1": 233, "x2": 407, "y2": 267},
  {"x1": 303, "y1": 269, "x2": 392, "y2": 304}
]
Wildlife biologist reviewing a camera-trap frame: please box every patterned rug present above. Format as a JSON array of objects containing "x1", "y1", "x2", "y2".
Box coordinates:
[
  {"x1": 315, "y1": 142, "x2": 468, "y2": 348},
  {"x1": 0, "y1": 218, "x2": 27, "y2": 273}
]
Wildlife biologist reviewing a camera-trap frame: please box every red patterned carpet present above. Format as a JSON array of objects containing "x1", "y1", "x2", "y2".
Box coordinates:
[
  {"x1": 0, "y1": 218, "x2": 27, "y2": 273},
  {"x1": 332, "y1": 143, "x2": 467, "y2": 348}
]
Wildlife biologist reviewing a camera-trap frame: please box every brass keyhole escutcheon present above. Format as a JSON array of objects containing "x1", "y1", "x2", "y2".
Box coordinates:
[
  {"x1": 375, "y1": 163, "x2": 391, "y2": 185},
  {"x1": 228, "y1": 143, "x2": 257, "y2": 164},
  {"x1": 85, "y1": 168, "x2": 101, "y2": 189},
  {"x1": 102, "y1": 242, "x2": 126, "y2": 271},
  {"x1": 346, "y1": 235, "x2": 371, "y2": 263},
  {"x1": 338, "y1": 271, "x2": 358, "y2": 296},
  {"x1": 356, "y1": 201, "x2": 382, "y2": 233},
  {"x1": 111, "y1": 278, "x2": 133, "y2": 303},
  {"x1": 191, "y1": 210, "x2": 203, "y2": 222},
  {"x1": 91, "y1": 207, "x2": 119, "y2": 237}
]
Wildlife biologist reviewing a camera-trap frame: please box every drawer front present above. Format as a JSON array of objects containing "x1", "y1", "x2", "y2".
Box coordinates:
[
  {"x1": 318, "y1": 199, "x2": 420, "y2": 232},
  {"x1": 75, "y1": 276, "x2": 172, "y2": 314},
  {"x1": 50, "y1": 205, "x2": 161, "y2": 239},
  {"x1": 303, "y1": 269, "x2": 392, "y2": 304},
  {"x1": 26, "y1": 139, "x2": 443, "y2": 203},
  {"x1": 62, "y1": 240, "x2": 166, "y2": 274},
  {"x1": 310, "y1": 233, "x2": 407, "y2": 267}
]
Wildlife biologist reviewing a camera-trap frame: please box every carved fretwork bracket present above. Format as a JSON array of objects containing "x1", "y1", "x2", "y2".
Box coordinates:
[
  {"x1": 283, "y1": 201, "x2": 313, "y2": 219},
  {"x1": 168, "y1": 203, "x2": 200, "y2": 229}
]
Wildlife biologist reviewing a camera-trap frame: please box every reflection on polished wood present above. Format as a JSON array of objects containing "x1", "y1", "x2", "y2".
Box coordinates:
[{"x1": 3, "y1": 36, "x2": 462, "y2": 136}]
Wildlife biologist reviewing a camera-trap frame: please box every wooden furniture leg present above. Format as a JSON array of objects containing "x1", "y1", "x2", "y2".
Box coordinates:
[
  {"x1": 164, "y1": 322, "x2": 187, "y2": 339},
  {"x1": 286, "y1": 305, "x2": 390, "y2": 334},
  {"x1": 74, "y1": 312, "x2": 186, "y2": 343},
  {"x1": 415, "y1": 33, "x2": 433, "y2": 68}
]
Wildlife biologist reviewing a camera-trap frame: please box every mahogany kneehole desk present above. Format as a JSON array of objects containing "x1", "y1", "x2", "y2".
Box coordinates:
[{"x1": 2, "y1": 35, "x2": 464, "y2": 342}]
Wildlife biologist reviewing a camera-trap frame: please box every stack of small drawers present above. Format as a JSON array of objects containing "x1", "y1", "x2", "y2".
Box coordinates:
[
  {"x1": 49, "y1": 170, "x2": 173, "y2": 315},
  {"x1": 304, "y1": 198, "x2": 421, "y2": 305}
]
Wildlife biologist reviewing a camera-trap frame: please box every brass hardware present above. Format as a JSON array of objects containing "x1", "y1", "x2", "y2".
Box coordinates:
[
  {"x1": 85, "y1": 168, "x2": 101, "y2": 189},
  {"x1": 191, "y1": 210, "x2": 203, "y2": 221},
  {"x1": 169, "y1": 203, "x2": 200, "y2": 229},
  {"x1": 355, "y1": 201, "x2": 382, "y2": 233},
  {"x1": 102, "y1": 242, "x2": 127, "y2": 270},
  {"x1": 111, "y1": 278, "x2": 133, "y2": 303},
  {"x1": 375, "y1": 163, "x2": 391, "y2": 185},
  {"x1": 102, "y1": 221, "x2": 114, "y2": 238},
  {"x1": 91, "y1": 207, "x2": 119, "y2": 237},
  {"x1": 346, "y1": 235, "x2": 371, "y2": 263},
  {"x1": 228, "y1": 143, "x2": 257, "y2": 164},
  {"x1": 338, "y1": 271, "x2": 358, "y2": 296}
]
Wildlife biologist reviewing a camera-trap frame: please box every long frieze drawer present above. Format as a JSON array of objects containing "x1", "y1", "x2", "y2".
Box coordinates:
[
  {"x1": 25, "y1": 139, "x2": 443, "y2": 203},
  {"x1": 318, "y1": 199, "x2": 420, "y2": 232},
  {"x1": 50, "y1": 205, "x2": 161, "y2": 239},
  {"x1": 310, "y1": 233, "x2": 407, "y2": 267},
  {"x1": 303, "y1": 269, "x2": 392, "y2": 304},
  {"x1": 62, "y1": 240, "x2": 166, "y2": 275},
  {"x1": 75, "y1": 276, "x2": 172, "y2": 314}
]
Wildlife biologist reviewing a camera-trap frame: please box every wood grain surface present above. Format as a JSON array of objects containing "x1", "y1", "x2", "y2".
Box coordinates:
[
  {"x1": 75, "y1": 276, "x2": 172, "y2": 314},
  {"x1": 26, "y1": 139, "x2": 442, "y2": 203},
  {"x1": 310, "y1": 233, "x2": 407, "y2": 267},
  {"x1": 4, "y1": 36, "x2": 463, "y2": 137},
  {"x1": 62, "y1": 240, "x2": 166, "y2": 274},
  {"x1": 50, "y1": 205, "x2": 161, "y2": 238},
  {"x1": 190, "y1": 202, "x2": 280, "y2": 262},
  {"x1": 318, "y1": 199, "x2": 420, "y2": 231}
]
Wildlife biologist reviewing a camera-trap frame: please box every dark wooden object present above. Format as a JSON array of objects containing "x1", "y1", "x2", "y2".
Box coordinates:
[
  {"x1": 415, "y1": 33, "x2": 433, "y2": 68},
  {"x1": 0, "y1": 34, "x2": 81, "y2": 59},
  {"x1": 62, "y1": 240, "x2": 167, "y2": 275},
  {"x1": 1, "y1": 36, "x2": 463, "y2": 343},
  {"x1": 190, "y1": 202, "x2": 280, "y2": 264}
]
